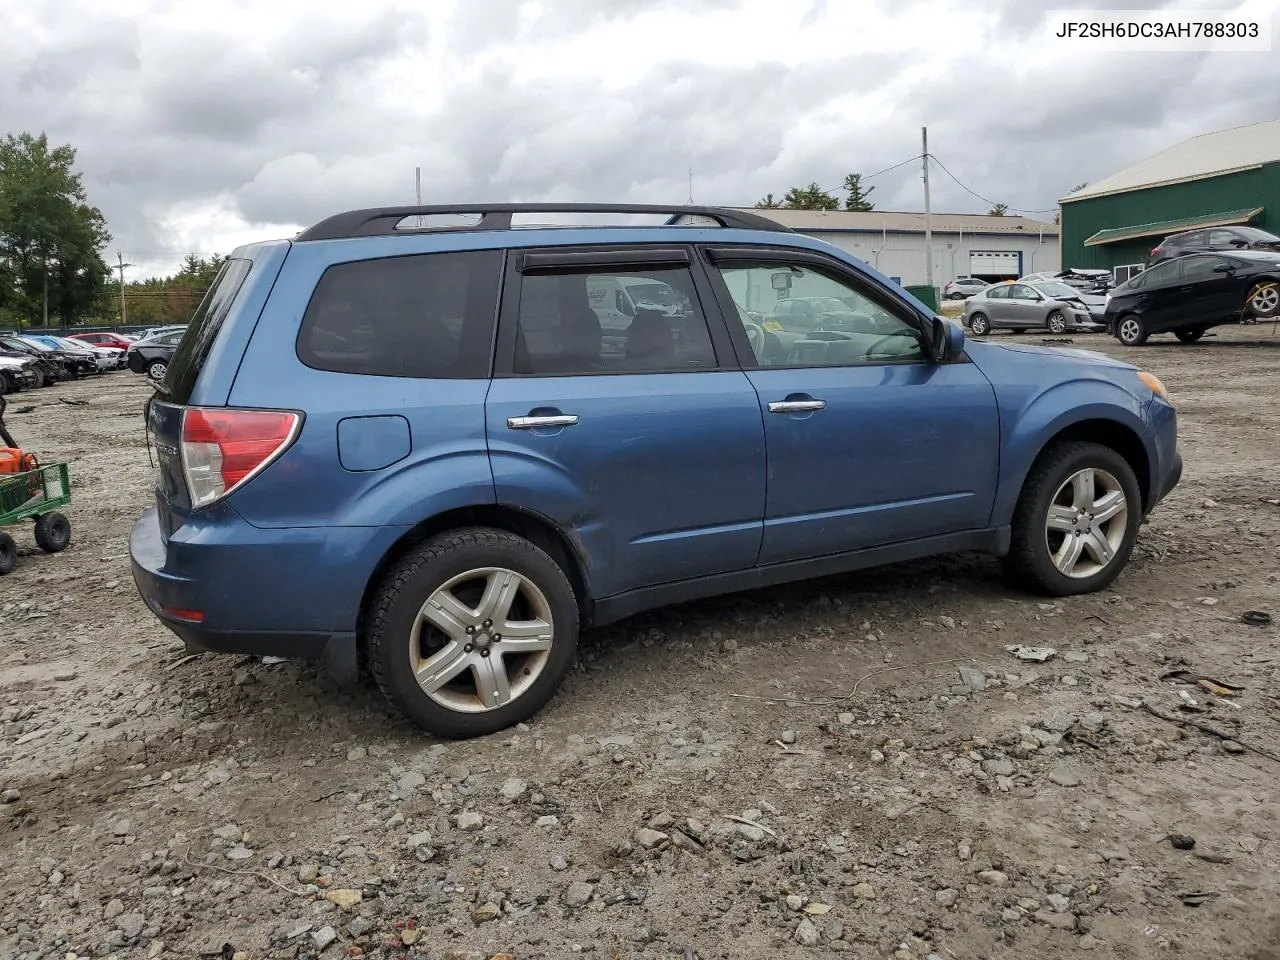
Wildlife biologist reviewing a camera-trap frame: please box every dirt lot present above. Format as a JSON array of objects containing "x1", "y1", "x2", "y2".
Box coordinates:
[{"x1": 2, "y1": 327, "x2": 1279, "y2": 960}]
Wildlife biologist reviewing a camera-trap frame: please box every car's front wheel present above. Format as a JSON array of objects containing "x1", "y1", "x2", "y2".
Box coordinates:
[
  {"x1": 367, "y1": 528, "x2": 579, "y2": 739},
  {"x1": 968, "y1": 312, "x2": 990, "y2": 336},
  {"x1": 147, "y1": 360, "x2": 168, "y2": 381},
  {"x1": 1115, "y1": 314, "x2": 1147, "y2": 346},
  {"x1": 1046, "y1": 310, "x2": 1068, "y2": 334},
  {"x1": 1245, "y1": 281, "x2": 1279, "y2": 318},
  {"x1": 1004, "y1": 441, "x2": 1141, "y2": 596}
]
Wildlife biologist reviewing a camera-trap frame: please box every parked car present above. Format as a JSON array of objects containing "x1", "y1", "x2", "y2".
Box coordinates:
[
  {"x1": 42, "y1": 336, "x2": 123, "y2": 372},
  {"x1": 1, "y1": 336, "x2": 82, "y2": 380},
  {"x1": 126, "y1": 327, "x2": 187, "y2": 380},
  {"x1": 962, "y1": 281, "x2": 1097, "y2": 335},
  {"x1": 0, "y1": 354, "x2": 40, "y2": 394},
  {"x1": 1019, "y1": 270, "x2": 1112, "y2": 294},
  {"x1": 1150, "y1": 225, "x2": 1280, "y2": 263},
  {"x1": 26, "y1": 335, "x2": 104, "y2": 375},
  {"x1": 129, "y1": 203, "x2": 1182, "y2": 739},
  {"x1": 0, "y1": 338, "x2": 61, "y2": 387},
  {"x1": 1106, "y1": 250, "x2": 1280, "y2": 345},
  {"x1": 69, "y1": 331, "x2": 135, "y2": 352},
  {"x1": 1027, "y1": 281, "x2": 1106, "y2": 327},
  {"x1": 943, "y1": 277, "x2": 990, "y2": 299}
]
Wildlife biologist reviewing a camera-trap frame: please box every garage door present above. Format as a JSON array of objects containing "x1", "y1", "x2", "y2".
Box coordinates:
[{"x1": 969, "y1": 251, "x2": 1022, "y2": 276}]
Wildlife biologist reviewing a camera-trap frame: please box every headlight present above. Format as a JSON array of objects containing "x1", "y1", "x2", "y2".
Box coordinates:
[{"x1": 1137, "y1": 370, "x2": 1169, "y2": 400}]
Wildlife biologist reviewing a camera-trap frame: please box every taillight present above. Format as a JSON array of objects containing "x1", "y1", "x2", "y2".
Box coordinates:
[{"x1": 180, "y1": 408, "x2": 301, "y2": 508}]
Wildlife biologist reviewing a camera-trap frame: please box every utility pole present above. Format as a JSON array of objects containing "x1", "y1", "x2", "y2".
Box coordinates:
[
  {"x1": 922, "y1": 127, "x2": 934, "y2": 295},
  {"x1": 42, "y1": 254, "x2": 48, "y2": 328},
  {"x1": 415, "y1": 167, "x2": 423, "y2": 228},
  {"x1": 688, "y1": 164, "x2": 694, "y2": 204},
  {"x1": 116, "y1": 252, "x2": 133, "y2": 327}
]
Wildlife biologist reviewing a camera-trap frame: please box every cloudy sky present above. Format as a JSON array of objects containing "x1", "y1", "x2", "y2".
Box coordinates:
[{"x1": 3, "y1": 0, "x2": 1279, "y2": 277}]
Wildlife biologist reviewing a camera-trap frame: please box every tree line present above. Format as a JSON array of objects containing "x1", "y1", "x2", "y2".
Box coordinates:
[{"x1": 0, "y1": 131, "x2": 223, "y2": 330}]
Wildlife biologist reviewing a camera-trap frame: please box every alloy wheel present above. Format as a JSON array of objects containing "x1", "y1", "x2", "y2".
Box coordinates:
[
  {"x1": 409, "y1": 567, "x2": 555, "y2": 713},
  {"x1": 1249, "y1": 283, "x2": 1279, "y2": 315},
  {"x1": 1043, "y1": 468, "x2": 1128, "y2": 579}
]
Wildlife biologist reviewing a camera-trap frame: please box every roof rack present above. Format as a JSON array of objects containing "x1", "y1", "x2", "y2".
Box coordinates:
[{"x1": 293, "y1": 204, "x2": 792, "y2": 242}]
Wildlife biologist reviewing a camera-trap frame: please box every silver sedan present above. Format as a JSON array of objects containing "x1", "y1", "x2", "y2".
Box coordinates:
[{"x1": 962, "y1": 281, "x2": 1098, "y2": 336}]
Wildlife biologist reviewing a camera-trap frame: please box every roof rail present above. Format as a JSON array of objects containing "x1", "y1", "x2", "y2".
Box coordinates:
[{"x1": 293, "y1": 204, "x2": 792, "y2": 242}]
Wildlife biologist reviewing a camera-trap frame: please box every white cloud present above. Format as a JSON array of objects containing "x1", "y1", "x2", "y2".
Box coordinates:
[{"x1": 2, "y1": 0, "x2": 1277, "y2": 276}]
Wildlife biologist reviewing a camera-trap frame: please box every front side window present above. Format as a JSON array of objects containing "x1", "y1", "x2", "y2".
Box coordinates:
[
  {"x1": 297, "y1": 250, "x2": 502, "y2": 379},
  {"x1": 1141, "y1": 260, "x2": 1182, "y2": 288},
  {"x1": 713, "y1": 261, "x2": 926, "y2": 367},
  {"x1": 513, "y1": 267, "x2": 716, "y2": 375}
]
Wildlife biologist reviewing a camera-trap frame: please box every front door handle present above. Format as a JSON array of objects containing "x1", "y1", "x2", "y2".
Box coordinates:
[
  {"x1": 507, "y1": 414, "x2": 579, "y2": 429},
  {"x1": 768, "y1": 399, "x2": 826, "y2": 413}
]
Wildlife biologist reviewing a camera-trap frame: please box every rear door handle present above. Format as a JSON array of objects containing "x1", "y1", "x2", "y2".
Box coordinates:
[
  {"x1": 507, "y1": 414, "x2": 579, "y2": 429},
  {"x1": 768, "y1": 399, "x2": 826, "y2": 413}
]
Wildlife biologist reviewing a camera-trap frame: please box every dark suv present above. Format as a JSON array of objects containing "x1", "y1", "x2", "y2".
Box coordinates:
[
  {"x1": 1151, "y1": 225, "x2": 1280, "y2": 263},
  {"x1": 130, "y1": 204, "x2": 1182, "y2": 738}
]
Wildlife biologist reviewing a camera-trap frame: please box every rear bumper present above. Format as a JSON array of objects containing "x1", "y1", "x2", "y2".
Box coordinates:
[{"x1": 129, "y1": 506, "x2": 402, "y2": 682}]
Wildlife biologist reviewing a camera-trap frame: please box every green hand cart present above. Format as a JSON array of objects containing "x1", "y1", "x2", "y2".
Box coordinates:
[{"x1": 0, "y1": 462, "x2": 73, "y2": 576}]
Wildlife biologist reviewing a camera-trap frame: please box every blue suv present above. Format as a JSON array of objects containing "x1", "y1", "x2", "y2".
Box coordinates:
[{"x1": 130, "y1": 204, "x2": 1182, "y2": 738}]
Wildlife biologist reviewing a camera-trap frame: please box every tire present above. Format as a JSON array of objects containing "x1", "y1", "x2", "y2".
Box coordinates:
[
  {"x1": 367, "y1": 527, "x2": 579, "y2": 739},
  {"x1": 1003, "y1": 441, "x2": 1142, "y2": 597},
  {"x1": 1115, "y1": 313, "x2": 1147, "y2": 346},
  {"x1": 1046, "y1": 311, "x2": 1068, "y2": 334},
  {"x1": 1245, "y1": 281, "x2": 1279, "y2": 318},
  {"x1": 147, "y1": 360, "x2": 168, "y2": 382},
  {"x1": 968, "y1": 313, "x2": 990, "y2": 336},
  {"x1": 1011, "y1": 328, "x2": 1027, "y2": 335},
  {"x1": 30, "y1": 367, "x2": 45, "y2": 390},
  {"x1": 0, "y1": 372, "x2": 10, "y2": 396},
  {"x1": 0, "y1": 532, "x2": 15, "y2": 575},
  {"x1": 1175, "y1": 327, "x2": 1206, "y2": 343},
  {"x1": 34, "y1": 512, "x2": 71, "y2": 553}
]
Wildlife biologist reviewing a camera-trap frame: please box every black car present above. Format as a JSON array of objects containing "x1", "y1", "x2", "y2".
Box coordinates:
[
  {"x1": 0, "y1": 337, "x2": 69, "y2": 385},
  {"x1": 1105, "y1": 251, "x2": 1280, "y2": 346},
  {"x1": 1151, "y1": 225, "x2": 1280, "y2": 263},
  {"x1": 126, "y1": 327, "x2": 187, "y2": 380}
]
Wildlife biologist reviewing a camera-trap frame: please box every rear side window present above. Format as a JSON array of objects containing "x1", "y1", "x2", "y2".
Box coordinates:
[
  {"x1": 165, "y1": 259, "x2": 252, "y2": 403},
  {"x1": 298, "y1": 251, "x2": 502, "y2": 379}
]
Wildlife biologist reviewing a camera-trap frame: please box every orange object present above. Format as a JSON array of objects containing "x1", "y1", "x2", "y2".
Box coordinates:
[{"x1": 0, "y1": 449, "x2": 37, "y2": 475}]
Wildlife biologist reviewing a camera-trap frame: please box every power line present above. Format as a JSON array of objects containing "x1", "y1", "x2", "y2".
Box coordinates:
[{"x1": 926, "y1": 154, "x2": 1058, "y2": 215}]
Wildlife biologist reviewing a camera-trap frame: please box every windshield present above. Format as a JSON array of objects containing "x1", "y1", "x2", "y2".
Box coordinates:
[
  {"x1": 1232, "y1": 226, "x2": 1280, "y2": 243},
  {"x1": 624, "y1": 282, "x2": 681, "y2": 306},
  {"x1": 17, "y1": 337, "x2": 54, "y2": 351},
  {"x1": 1033, "y1": 282, "x2": 1082, "y2": 299}
]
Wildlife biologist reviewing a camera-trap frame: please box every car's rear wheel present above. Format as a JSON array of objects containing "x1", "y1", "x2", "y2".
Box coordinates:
[
  {"x1": 968, "y1": 313, "x2": 990, "y2": 336},
  {"x1": 1004, "y1": 441, "x2": 1141, "y2": 596},
  {"x1": 1245, "y1": 281, "x2": 1279, "y2": 318},
  {"x1": 1115, "y1": 313, "x2": 1147, "y2": 346},
  {"x1": 1175, "y1": 327, "x2": 1206, "y2": 343},
  {"x1": 147, "y1": 360, "x2": 168, "y2": 381},
  {"x1": 367, "y1": 527, "x2": 579, "y2": 739},
  {"x1": 1046, "y1": 311, "x2": 1068, "y2": 334}
]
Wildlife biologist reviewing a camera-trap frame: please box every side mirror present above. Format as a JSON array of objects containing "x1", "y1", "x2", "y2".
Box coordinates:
[
  {"x1": 1213, "y1": 263, "x2": 1236, "y2": 274},
  {"x1": 929, "y1": 316, "x2": 965, "y2": 362}
]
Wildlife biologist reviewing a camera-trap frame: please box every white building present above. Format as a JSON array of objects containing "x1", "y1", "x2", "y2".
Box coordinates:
[{"x1": 723, "y1": 208, "x2": 1061, "y2": 287}]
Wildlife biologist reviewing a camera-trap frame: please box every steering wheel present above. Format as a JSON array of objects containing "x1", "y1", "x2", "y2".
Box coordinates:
[
  {"x1": 744, "y1": 321, "x2": 765, "y2": 357},
  {"x1": 865, "y1": 334, "x2": 909, "y2": 357}
]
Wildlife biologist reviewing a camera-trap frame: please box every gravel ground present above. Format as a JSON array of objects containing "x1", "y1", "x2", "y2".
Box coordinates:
[{"x1": 2, "y1": 326, "x2": 1279, "y2": 960}]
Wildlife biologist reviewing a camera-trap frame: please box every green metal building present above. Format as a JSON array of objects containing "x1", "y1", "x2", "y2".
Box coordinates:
[{"x1": 1059, "y1": 118, "x2": 1280, "y2": 281}]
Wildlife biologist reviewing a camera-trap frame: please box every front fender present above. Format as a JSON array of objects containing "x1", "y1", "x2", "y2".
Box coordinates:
[{"x1": 991, "y1": 378, "x2": 1155, "y2": 526}]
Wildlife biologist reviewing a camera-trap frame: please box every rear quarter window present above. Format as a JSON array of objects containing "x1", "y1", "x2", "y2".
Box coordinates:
[
  {"x1": 296, "y1": 250, "x2": 503, "y2": 379},
  {"x1": 164, "y1": 259, "x2": 252, "y2": 403}
]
